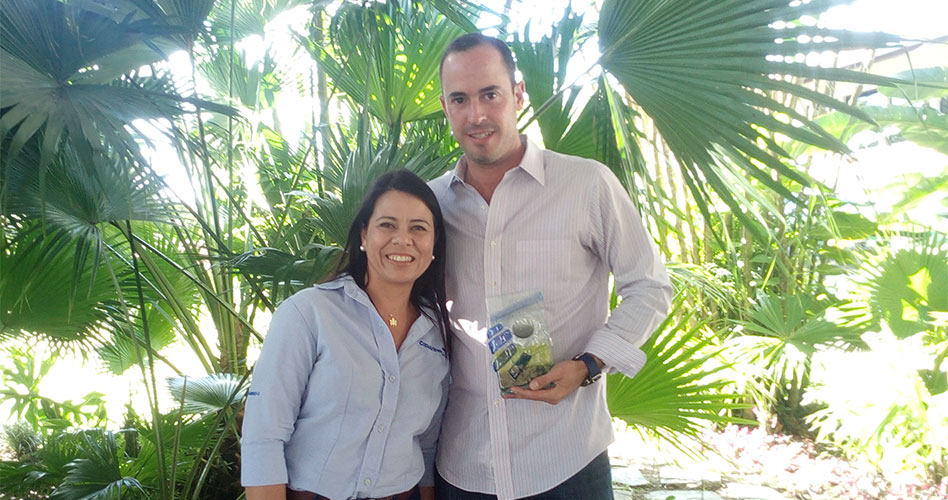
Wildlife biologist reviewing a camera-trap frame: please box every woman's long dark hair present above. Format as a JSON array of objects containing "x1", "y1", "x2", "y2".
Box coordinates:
[{"x1": 336, "y1": 169, "x2": 451, "y2": 350}]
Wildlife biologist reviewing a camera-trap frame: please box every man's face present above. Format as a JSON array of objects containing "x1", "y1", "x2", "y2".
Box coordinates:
[{"x1": 440, "y1": 44, "x2": 525, "y2": 170}]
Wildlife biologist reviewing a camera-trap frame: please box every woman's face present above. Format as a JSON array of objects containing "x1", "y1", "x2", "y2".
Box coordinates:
[{"x1": 361, "y1": 190, "x2": 436, "y2": 290}]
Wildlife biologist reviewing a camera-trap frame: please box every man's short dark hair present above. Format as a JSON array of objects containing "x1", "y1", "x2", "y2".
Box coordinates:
[{"x1": 439, "y1": 33, "x2": 517, "y2": 88}]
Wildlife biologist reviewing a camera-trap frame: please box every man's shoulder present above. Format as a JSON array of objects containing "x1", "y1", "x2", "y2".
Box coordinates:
[
  {"x1": 540, "y1": 147, "x2": 614, "y2": 185},
  {"x1": 427, "y1": 170, "x2": 454, "y2": 199}
]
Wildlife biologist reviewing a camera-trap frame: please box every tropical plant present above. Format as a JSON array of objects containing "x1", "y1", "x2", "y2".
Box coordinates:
[
  {"x1": 3, "y1": 0, "x2": 946, "y2": 497},
  {"x1": 607, "y1": 299, "x2": 753, "y2": 454}
]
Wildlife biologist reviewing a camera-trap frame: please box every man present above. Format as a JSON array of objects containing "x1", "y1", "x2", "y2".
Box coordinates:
[{"x1": 429, "y1": 33, "x2": 673, "y2": 500}]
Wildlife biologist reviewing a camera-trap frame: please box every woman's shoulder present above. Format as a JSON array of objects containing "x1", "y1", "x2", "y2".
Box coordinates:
[{"x1": 275, "y1": 276, "x2": 357, "y2": 316}]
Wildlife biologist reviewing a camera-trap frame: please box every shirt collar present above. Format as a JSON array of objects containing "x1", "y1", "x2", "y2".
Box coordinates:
[
  {"x1": 317, "y1": 275, "x2": 372, "y2": 307},
  {"x1": 318, "y1": 275, "x2": 436, "y2": 331},
  {"x1": 448, "y1": 135, "x2": 545, "y2": 187}
]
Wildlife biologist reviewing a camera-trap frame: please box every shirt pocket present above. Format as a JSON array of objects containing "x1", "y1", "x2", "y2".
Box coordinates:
[{"x1": 514, "y1": 239, "x2": 572, "y2": 298}]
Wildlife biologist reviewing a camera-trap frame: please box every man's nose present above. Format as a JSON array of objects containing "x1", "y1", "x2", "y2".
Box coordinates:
[{"x1": 469, "y1": 100, "x2": 487, "y2": 123}]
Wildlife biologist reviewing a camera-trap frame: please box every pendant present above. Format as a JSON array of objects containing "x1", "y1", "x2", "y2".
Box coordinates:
[{"x1": 388, "y1": 315, "x2": 398, "y2": 327}]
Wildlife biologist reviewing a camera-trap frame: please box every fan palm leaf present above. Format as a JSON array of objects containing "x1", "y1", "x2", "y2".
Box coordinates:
[
  {"x1": 166, "y1": 373, "x2": 249, "y2": 414},
  {"x1": 860, "y1": 232, "x2": 948, "y2": 339},
  {"x1": 208, "y1": 0, "x2": 312, "y2": 41},
  {"x1": 232, "y1": 244, "x2": 343, "y2": 301},
  {"x1": 596, "y1": 0, "x2": 937, "y2": 232},
  {"x1": 49, "y1": 430, "x2": 147, "y2": 500},
  {"x1": 607, "y1": 300, "x2": 752, "y2": 453},
  {"x1": 297, "y1": 116, "x2": 454, "y2": 246},
  {"x1": 307, "y1": 0, "x2": 464, "y2": 130},
  {"x1": 0, "y1": 0, "x2": 233, "y2": 171},
  {"x1": 0, "y1": 224, "x2": 115, "y2": 344}
]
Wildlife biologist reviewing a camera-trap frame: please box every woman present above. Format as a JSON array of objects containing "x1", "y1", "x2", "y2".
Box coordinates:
[{"x1": 242, "y1": 169, "x2": 450, "y2": 500}]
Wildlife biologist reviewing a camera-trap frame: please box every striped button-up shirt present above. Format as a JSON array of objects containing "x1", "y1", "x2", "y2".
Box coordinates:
[
  {"x1": 241, "y1": 276, "x2": 449, "y2": 499},
  {"x1": 429, "y1": 138, "x2": 672, "y2": 499}
]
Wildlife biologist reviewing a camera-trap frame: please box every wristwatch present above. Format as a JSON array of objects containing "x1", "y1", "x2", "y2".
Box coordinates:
[{"x1": 572, "y1": 352, "x2": 602, "y2": 386}]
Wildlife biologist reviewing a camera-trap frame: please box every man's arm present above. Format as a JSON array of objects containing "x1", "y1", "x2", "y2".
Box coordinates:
[{"x1": 505, "y1": 164, "x2": 672, "y2": 404}]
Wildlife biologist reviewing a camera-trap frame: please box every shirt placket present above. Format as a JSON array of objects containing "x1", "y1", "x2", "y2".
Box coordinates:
[
  {"x1": 355, "y1": 315, "x2": 401, "y2": 497},
  {"x1": 482, "y1": 182, "x2": 515, "y2": 500}
]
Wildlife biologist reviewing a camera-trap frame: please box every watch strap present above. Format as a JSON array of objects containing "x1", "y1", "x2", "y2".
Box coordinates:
[{"x1": 572, "y1": 352, "x2": 602, "y2": 386}]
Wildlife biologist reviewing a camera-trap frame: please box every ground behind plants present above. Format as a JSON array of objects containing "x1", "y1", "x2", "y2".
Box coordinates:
[{"x1": 608, "y1": 424, "x2": 947, "y2": 500}]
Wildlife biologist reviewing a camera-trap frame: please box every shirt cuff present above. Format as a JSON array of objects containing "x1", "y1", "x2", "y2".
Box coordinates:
[
  {"x1": 240, "y1": 441, "x2": 288, "y2": 486},
  {"x1": 584, "y1": 332, "x2": 647, "y2": 378}
]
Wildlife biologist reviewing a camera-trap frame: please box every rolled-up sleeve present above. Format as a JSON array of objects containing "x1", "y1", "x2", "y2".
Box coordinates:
[
  {"x1": 241, "y1": 298, "x2": 318, "y2": 486},
  {"x1": 584, "y1": 166, "x2": 673, "y2": 378}
]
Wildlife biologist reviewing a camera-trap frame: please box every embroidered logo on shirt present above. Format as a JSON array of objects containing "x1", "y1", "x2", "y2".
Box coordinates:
[{"x1": 418, "y1": 340, "x2": 446, "y2": 357}]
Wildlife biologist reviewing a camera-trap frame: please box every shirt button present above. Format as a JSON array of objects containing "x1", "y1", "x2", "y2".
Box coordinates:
[
  {"x1": 364, "y1": 478, "x2": 372, "y2": 486},
  {"x1": 388, "y1": 375, "x2": 396, "y2": 382},
  {"x1": 490, "y1": 281, "x2": 496, "y2": 287},
  {"x1": 377, "y1": 424, "x2": 384, "y2": 432},
  {"x1": 494, "y1": 400, "x2": 500, "y2": 406},
  {"x1": 490, "y1": 240, "x2": 496, "y2": 247}
]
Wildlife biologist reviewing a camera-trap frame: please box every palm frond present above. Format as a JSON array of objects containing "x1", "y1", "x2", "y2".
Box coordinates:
[
  {"x1": 208, "y1": 0, "x2": 312, "y2": 41},
  {"x1": 0, "y1": 225, "x2": 115, "y2": 345},
  {"x1": 298, "y1": 117, "x2": 454, "y2": 246},
  {"x1": 49, "y1": 430, "x2": 147, "y2": 500},
  {"x1": 878, "y1": 66, "x2": 948, "y2": 100},
  {"x1": 597, "y1": 0, "x2": 914, "y2": 231},
  {"x1": 859, "y1": 232, "x2": 948, "y2": 338},
  {"x1": 305, "y1": 0, "x2": 464, "y2": 129},
  {"x1": 607, "y1": 300, "x2": 752, "y2": 455},
  {"x1": 166, "y1": 373, "x2": 248, "y2": 414},
  {"x1": 232, "y1": 245, "x2": 343, "y2": 302}
]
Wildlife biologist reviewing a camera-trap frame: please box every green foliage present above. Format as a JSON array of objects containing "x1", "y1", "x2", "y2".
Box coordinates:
[
  {"x1": 789, "y1": 100, "x2": 948, "y2": 157},
  {"x1": 308, "y1": 0, "x2": 464, "y2": 129},
  {"x1": 807, "y1": 332, "x2": 948, "y2": 482},
  {"x1": 3, "y1": 0, "x2": 945, "y2": 493},
  {"x1": 2, "y1": 421, "x2": 42, "y2": 461},
  {"x1": 861, "y1": 233, "x2": 948, "y2": 339},
  {"x1": 0, "y1": 345, "x2": 107, "y2": 431},
  {"x1": 49, "y1": 430, "x2": 147, "y2": 500},
  {"x1": 607, "y1": 300, "x2": 753, "y2": 454},
  {"x1": 597, "y1": 0, "x2": 906, "y2": 235},
  {"x1": 166, "y1": 373, "x2": 248, "y2": 414},
  {"x1": 878, "y1": 67, "x2": 948, "y2": 100}
]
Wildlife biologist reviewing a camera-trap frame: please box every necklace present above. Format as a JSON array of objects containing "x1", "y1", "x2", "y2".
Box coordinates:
[{"x1": 388, "y1": 314, "x2": 398, "y2": 327}]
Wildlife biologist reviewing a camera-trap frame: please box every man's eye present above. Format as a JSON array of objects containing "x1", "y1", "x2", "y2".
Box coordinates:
[
  {"x1": 485, "y1": 92, "x2": 497, "y2": 99},
  {"x1": 452, "y1": 97, "x2": 465, "y2": 104}
]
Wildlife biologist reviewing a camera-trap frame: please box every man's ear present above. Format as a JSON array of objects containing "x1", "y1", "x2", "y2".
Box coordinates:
[
  {"x1": 439, "y1": 95, "x2": 447, "y2": 113},
  {"x1": 514, "y1": 81, "x2": 525, "y2": 110}
]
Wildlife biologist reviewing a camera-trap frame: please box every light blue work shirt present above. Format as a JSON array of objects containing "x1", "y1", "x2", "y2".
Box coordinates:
[{"x1": 241, "y1": 275, "x2": 449, "y2": 499}]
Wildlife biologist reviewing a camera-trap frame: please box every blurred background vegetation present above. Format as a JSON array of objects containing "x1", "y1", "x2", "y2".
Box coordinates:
[{"x1": 1, "y1": 0, "x2": 946, "y2": 498}]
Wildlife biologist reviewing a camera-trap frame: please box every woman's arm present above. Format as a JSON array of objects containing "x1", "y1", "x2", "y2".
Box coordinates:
[
  {"x1": 419, "y1": 485, "x2": 435, "y2": 500},
  {"x1": 242, "y1": 298, "x2": 319, "y2": 489},
  {"x1": 245, "y1": 484, "x2": 286, "y2": 500}
]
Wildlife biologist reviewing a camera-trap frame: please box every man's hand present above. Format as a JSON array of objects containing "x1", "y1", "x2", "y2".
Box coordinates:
[{"x1": 504, "y1": 359, "x2": 588, "y2": 405}]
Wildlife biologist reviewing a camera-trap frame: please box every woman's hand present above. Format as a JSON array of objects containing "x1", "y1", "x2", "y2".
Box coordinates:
[
  {"x1": 245, "y1": 484, "x2": 287, "y2": 500},
  {"x1": 419, "y1": 486, "x2": 436, "y2": 500}
]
